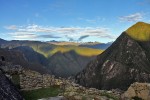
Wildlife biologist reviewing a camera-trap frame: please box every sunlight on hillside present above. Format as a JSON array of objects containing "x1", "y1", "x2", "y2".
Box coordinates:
[
  {"x1": 126, "y1": 22, "x2": 150, "y2": 41},
  {"x1": 31, "y1": 45, "x2": 103, "y2": 57},
  {"x1": 50, "y1": 46, "x2": 103, "y2": 57}
]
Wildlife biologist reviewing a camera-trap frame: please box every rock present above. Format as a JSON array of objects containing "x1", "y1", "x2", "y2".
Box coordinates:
[
  {"x1": 0, "y1": 69, "x2": 23, "y2": 100},
  {"x1": 74, "y1": 95, "x2": 82, "y2": 100},
  {"x1": 122, "y1": 82, "x2": 150, "y2": 100}
]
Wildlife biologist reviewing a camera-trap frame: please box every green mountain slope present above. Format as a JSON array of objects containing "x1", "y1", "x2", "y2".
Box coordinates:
[{"x1": 126, "y1": 22, "x2": 150, "y2": 41}]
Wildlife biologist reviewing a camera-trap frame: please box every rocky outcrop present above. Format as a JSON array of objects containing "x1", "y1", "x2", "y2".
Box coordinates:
[
  {"x1": 76, "y1": 22, "x2": 150, "y2": 90},
  {"x1": 0, "y1": 69, "x2": 23, "y2": 100},
  {"x1": 20, "y1": 70, "x2": 63, "y2": 90},
  {"x1": 122, "y1": 82, "x2": 150, "y2": 100},
  {"x1": 60, "y1": 81, "x2": 121, "y2": 100},
  {"x1": 0, "y1": 60, "x2": 61, "y2": 90}
]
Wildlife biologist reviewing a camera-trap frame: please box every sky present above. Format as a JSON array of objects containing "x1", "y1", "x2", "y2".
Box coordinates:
[{"x1": 0, "y1": 0, "x2": 150, "y2": 43}]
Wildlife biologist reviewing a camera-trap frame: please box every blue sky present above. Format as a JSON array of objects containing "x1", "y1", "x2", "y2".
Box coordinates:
[{"x1": 0, "y1": 0, "x2": 150, "y2": 43}]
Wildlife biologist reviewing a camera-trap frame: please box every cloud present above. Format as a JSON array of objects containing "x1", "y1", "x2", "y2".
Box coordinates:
[
  {"x1": 4, "y1": 24, "x2": 116, "y2": 41},
  {"x1": 38, "y1": 35, "x2": 61, "y2": 38},
  {"x1": 119, "y1": 13, "x2": 143, "y2": 22},
  {"x1": 9, "y1": 32, "x2": 37, "y2": 39},
  {"x1": 78, "y1": 35, "x2": 89, "y2": 41},
  {"x1": 5, "y1": 25, "x2": 17, "y2": 30}
]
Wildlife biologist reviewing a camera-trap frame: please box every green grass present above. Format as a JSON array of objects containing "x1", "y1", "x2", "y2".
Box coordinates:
[
  {"x1": 126, "y1": 22, "x2": 150, "y2": 41},
  {"x1": 21, "y1": 86, "x2": 62, "y2": 100}
]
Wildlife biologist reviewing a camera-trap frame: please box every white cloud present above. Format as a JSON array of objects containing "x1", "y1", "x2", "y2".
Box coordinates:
[
  {"x1": 5, "y1": 25, "x2": 17, "y2": 30},
  {"x1": 119, "y1": 13, "x2": 143, "y2": 22},
  {"x1": 4, "y1": 24, "x2": 116, "y2": 41}
]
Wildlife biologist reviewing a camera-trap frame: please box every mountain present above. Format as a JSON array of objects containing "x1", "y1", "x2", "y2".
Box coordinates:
[
  {"x1": 0, "y1": 68, "x2": 23, "y2": 100},
  {"x1": 0, "y1": 39, "x2": 103, "y2": 77},
  {"x1": 0, "y1": 48, "x2": 50, "y2": 74},
  {"x1": 0, "y1": 38, "x2": 7, "y2": 43},
  {"x1": 79, "y1": 42, "x2": 112, "y2": 50},
  {"x1": 48, "y1": 41, "x2": 112, "y2": 50},
  {"x1": 12, "y1": 46, "x2": 49, "y2": 67},
  {"x1": 75, "y1": 22, "x2": 150, "y2": 90},
  {"x1": 48, "y1": 50, "x2": 95, "y2": 77}
]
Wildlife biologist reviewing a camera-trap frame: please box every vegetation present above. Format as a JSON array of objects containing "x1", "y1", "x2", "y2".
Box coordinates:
[
  {"x1": 21, "y1": 86, "x2": 61, "y2": 100},
  {"x1": 50, "y1": 46, "x2": 103, "y2": 57},
  {"x1": 32, "y1": 45, "x2": 103, "y2": 57},
  {"x1": 126, "y1": 22, "x2": 150, "y2": 41}
]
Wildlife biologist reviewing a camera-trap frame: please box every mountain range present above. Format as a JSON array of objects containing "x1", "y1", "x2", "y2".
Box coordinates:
[{"x1": 0, "y1": 39, "x2": 109, "y2": 77}]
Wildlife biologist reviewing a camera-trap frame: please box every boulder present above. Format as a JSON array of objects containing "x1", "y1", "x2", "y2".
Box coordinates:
[{"x1": 122, "y1": 82, "x2": 150, "y2": 100}]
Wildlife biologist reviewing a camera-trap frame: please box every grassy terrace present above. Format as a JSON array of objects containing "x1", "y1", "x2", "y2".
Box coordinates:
[
  {"x1": 126, "y1": 22, "x2": 150, "y2": 41},
  {"x1": 21, "y1": 86, "x2": 62, "y2": 100}
]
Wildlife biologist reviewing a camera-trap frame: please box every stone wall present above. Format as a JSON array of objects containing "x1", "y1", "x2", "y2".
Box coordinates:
[
  {"x1": 20, "y1": 70, "x2": 64, "y2": 90},
  {"x1": 0, "y1": 61, "x2": 64, "y2": 90}
]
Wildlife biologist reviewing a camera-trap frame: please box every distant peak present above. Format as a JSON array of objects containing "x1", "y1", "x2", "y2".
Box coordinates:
[{"x1": 126, "y1": 22, "x2": 150, "y2": 41}]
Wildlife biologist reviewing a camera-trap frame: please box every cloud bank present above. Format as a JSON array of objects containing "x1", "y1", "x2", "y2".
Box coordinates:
[
  {"x1": 119, "y1": 13, "x2": 143, "y2": 22},
  {"x1": 4, "y1": 24, "x2": 116, "y2": 41}
]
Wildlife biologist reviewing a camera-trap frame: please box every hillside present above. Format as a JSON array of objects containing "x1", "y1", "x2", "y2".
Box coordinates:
[
  {"x1": 12, "y1": 46, "x2": 49, "y2": 67},
  {"x1": 76, "y1": 22, "x2": 150, "y2": 90},
  {"x1": 126, "y1": 22, "x2": 150, "y2": 41},
  {"x1": 0, "y1": 39, "x2": 103, "y2": 57},
  {"x1": 0, "y1": 39, "x2": 103, "y2": 77},
  {"x1": 50, "y1": 46, "x2": 103, "y2": 57},
  {"x1": 0, "y1": 48, "x2": 50, "y2": 74},
  {"x1": 48, "y1": 50, "x2": 95, "y2": 77}
]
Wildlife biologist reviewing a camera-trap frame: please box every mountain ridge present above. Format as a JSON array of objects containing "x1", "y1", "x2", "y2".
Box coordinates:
[{"x1": 75, "y1": 22, "x2": 150, "y2": 90}]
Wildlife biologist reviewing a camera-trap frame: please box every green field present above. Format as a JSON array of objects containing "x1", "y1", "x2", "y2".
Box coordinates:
[{"x1": 21, "y1": 86, "x2": 61, "y2": 100}]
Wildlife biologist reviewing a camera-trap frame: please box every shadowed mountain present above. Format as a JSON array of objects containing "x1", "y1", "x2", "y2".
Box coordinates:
[
  {"x1": 75, "y1": 22, "x2": 150, "y2": 90},
  {"x1": 0, "y1": 48, "x2": 50, "y2": 74},
  {"x1": 12, "y1": 46, "x2": 49, "y2": 67},
  {"x1": 48, "y1": 50, "x2": 96, "y2": 77}
]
